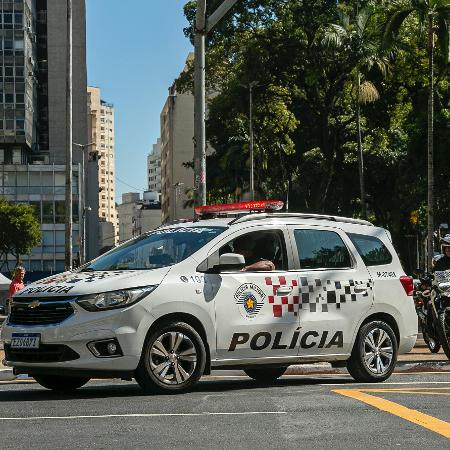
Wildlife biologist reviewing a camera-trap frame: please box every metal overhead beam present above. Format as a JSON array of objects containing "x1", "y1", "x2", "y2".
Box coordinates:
[{"x1": 206, "y1": 0, "x2": 239, "y2": 33}]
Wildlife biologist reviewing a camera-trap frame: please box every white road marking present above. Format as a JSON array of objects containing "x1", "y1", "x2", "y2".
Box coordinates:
[
  {"x1": 322, "y1": 381, "x2": 450, "y2": 386},
  {"x1": 0, "y1": 411, "x2": 287, "y2": 421}
]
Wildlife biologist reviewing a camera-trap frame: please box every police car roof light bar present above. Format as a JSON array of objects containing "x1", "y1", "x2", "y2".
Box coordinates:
[{"x1": 194, "y1": 200, "x2": 284, "y2": 217}]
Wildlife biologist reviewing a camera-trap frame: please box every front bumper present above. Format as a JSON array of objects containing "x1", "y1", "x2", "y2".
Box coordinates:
[{"x1": 1, "y1": 301, "x2": 155, "y2": 374}]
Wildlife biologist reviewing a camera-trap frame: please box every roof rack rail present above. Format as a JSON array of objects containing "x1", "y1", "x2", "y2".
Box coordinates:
[{"x1": 229, "y1": 213, "x2": 373, "y2": 227}]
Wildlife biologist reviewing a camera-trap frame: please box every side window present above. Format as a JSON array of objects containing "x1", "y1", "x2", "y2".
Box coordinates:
[
  {"x1": 294, "y1": 229, "x2": 351, "y2": 269},
  {"x1": 348, "y1": 233, "x2": 392, "y2": 266},
  {"x1": 219, "y1": 230, "x2": 288, "y2": 271}
]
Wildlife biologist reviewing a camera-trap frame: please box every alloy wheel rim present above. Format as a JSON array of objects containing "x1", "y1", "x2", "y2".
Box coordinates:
[
  {"x1": 363, "y1": 328, "x2": 394, "y2": 375},
  {"x1": 149, "y1": 331, "x2": 197, "y2": 385}
]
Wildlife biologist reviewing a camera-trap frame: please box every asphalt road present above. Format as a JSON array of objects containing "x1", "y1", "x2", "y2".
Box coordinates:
[{"x1": 0, "y1": 372, "x2": 449, "y2": 449}]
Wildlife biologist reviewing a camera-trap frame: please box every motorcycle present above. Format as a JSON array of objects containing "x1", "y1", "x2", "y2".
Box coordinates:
[
  {"x1": 430, "y1": 270, "x2": 450, "y2": 359},
  {"x1": 413, "y1": 273, "x2": 441, "y2": 353}
]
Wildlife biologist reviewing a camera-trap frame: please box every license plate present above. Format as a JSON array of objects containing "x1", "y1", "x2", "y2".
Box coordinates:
[{"x1": 11, "y1": 333, "x2": 41, "y2": 349}]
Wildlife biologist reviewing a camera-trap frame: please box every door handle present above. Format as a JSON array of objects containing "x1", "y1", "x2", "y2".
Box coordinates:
[
  {"x1": 354, "y1": 287, "x2": 367, "y2": 294},
  {"x1": 277, "y1": 286, "x2": 293, "y2": 295}
]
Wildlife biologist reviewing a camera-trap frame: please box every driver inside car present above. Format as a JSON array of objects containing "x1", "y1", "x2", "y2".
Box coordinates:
[{"x1": 232, "y1": 235, "x2": 276, "y2": 272}]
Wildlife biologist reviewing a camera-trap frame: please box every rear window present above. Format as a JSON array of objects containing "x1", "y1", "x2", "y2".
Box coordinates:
[
  {"x1": 293, "y1": 229, "x2": 351, "y2": 269},
  {"x1": 348, "y1": 233, "x2": 392, "y2": 266}
]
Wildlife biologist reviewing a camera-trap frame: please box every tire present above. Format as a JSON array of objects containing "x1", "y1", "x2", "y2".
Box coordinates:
[
  {"x1": 34, "y1": 375, "x2": 90, "y2": 391},
  {"x1": 244, "y1": 367, "x2": 286, "y2": 383},
  {"x1": 135, "y1": 321, "x2": 206, "y2": 394},
  {"x1": 423, "y1": 331, "x2": 441, "y2": 353},
  {"x1": 437, "y1": 311, "x2": 450, "y2": 360},
  {"x1": 347, "y1": 320, "x2": 398, "y2": 383}
]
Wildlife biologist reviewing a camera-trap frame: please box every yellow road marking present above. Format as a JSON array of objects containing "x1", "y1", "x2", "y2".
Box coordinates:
[
  {"x1": 334, "y1": 389, "x2": 450, "y2": 439},
  {"x1": 365, "y1": 390, "x2": 450, "y2": 396},
  {"x1": 358, "y1": 386, "x2": 450, "y2": 392}
]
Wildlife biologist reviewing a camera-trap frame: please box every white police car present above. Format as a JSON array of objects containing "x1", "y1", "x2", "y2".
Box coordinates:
[{"x1": 1, "y1": 201, "x2": 417, "y2": 393}]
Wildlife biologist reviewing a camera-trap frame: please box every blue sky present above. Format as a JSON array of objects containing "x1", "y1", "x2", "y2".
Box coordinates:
[{"x1": 86, "y1": 0, "x2": 192, "y2": 202}]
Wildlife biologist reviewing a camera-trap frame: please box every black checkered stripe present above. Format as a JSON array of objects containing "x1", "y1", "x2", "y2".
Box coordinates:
[{"x1": 298, "y1": 277, "x2": 373, "y2": 313}]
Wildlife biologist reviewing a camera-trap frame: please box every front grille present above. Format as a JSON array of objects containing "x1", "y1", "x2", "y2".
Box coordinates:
[
  {"x1": 4, "y1": 344, "x2": 79, "y2": 363},
  {"x1": 9, "y1": 301, "x2": 74, "y2": 325}
]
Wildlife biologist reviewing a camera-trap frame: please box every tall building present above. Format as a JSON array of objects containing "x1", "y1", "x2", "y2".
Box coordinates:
[
  {"x1": 117, "y1": 192, "x2": 161, "y2": 244},
  {"x1": 0, "y1": 0, "x2": 98, "y2": 276},
  {"x1": 160, "y1": 56, "x2": 196, "y2": 223},
  {"x1": 87, "y1": 86, "x2": 118, "y2": 244},
  {"x1": 147, "y1": 138, "x2": 161, "y2": 193}
]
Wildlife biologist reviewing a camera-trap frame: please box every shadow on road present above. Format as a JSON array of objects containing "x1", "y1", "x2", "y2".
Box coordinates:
[{"x1": 0, "y1": 375, "x2": 356, "y2": 402}]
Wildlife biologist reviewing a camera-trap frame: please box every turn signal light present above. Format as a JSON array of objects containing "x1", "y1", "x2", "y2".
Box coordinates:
[{"x1": 400, "y1": 276, "x2": 414, "y2": 296}]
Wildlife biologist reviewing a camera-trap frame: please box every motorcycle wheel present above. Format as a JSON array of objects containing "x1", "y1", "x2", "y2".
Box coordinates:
[
  {"x1": 436, "y1": 310, "x2": 450, "y2": 360},
  {"x1": 423, "y1": 332, "x2": 441, "y2": 353}
]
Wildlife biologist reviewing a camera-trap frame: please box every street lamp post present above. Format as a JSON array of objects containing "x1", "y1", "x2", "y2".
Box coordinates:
[
  {"x1": 73, "y1": 142, "x2": 95, "y2": 265},
  {"x1": 194, "y1": 0, "x2": 239, "y2": 207},
  {"x1": 65, "y1": 0, "x2": 73, "y2": 270}
]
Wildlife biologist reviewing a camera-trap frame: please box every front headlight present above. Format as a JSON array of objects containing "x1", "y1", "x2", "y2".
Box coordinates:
[{"x1": 77, "y1": 285, "x2": 158, "y2": 311}]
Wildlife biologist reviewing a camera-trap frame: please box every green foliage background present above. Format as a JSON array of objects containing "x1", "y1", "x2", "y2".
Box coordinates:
[
  {"x1": 180, "y1": 0, "x2": 450, "y2": 272},
  {"x1": 0, "y1": 199, "x2": 41, "y2": 271}
]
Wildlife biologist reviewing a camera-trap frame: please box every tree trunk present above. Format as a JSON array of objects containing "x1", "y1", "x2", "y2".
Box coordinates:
[
  {"x1": 427, "y1": 15, "x2": 434, "y2": 271},
  {"x1": 356, "y1": 72, "x2": 367, "y2": 219}
]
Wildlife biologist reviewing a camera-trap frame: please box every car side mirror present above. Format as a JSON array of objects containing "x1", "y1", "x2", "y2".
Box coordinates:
[
  {"x1": 219, "y1": 253, "x2": 245, "y2": 267},
  {"x1": 0, "y1": 305, "x2": 5, "y2": 316},
  {"x1": 197, "y1": 252, "x2": 245, "y2": 273}
]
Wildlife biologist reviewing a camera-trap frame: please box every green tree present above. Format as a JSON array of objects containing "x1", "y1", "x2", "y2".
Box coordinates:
[
  {"x1": 383, "y1": 0, "x2": 450, "y2": 268},
  {"x1": 0, "y1": 200, "x2": 41, "y2": 270},
  {"x1": 324, "y1": 4, "x2": 386, "y2": 218}
]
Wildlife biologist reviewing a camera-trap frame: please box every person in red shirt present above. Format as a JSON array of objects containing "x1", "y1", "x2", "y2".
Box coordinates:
[{"x1": 8, "y1": 265, "x2": 25, "y2": 309}]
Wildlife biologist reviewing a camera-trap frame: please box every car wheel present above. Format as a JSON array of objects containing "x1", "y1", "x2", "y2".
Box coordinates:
[
  {"x1": 244, "y1": 367, "x2": 286, "y2": 383},
  {"x1": 347, "y1": 320, "x2": 398, "y2": 383},
  {"x1": 135, "y1": 321, "x2": 206, "y2": 394},
  {"x1": 34, "y1": 375, "x2": 90, "y2": 391}
]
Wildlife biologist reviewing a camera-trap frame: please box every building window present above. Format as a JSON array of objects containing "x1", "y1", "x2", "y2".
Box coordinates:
[
  {"x1": 12, "y1": 148, "x2": 21, "y2": 164},
  {"x1": 14, "y1": 39, "x2": 24, "y2": 50},
  {"x1": 42, "y1": 201, "x2": 54, "y2": 224},
  {"x1": 55, "y1": 201, "x2": 65, "y2": 224},
  {"x1": 14, "y1": 13, "x2": 23, "y2": 27}
]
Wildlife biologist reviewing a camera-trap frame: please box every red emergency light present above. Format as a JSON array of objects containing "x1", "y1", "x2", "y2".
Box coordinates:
[{"x1": 195, "y1": 200, "x2": 284, "y2": 216}]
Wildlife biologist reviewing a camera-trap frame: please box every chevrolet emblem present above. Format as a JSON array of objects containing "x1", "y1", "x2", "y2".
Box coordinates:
[{"x1": 28, "y1": 300, "x2": 40, "y2": 309}]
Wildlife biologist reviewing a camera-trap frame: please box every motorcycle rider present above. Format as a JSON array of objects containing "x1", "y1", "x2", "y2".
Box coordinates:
[{"x1": 434, "y1": 235, "x2": 450, "y2": 272}]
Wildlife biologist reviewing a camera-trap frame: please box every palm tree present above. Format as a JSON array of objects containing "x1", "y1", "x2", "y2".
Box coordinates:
[
  {"x1": 383, "y1": 0, "x2": 450, "y2": 270},
  {"x1": 323, "y1": 5, "x2": 386, "y2": 219}
]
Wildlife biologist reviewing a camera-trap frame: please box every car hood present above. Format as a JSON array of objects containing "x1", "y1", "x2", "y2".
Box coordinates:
[{"x1": 14, "y1": 268, "x2": 172, "y2": 298}]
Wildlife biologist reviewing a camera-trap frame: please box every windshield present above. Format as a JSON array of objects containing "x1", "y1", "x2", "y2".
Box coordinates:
[{"x1": 83, "y1": 226, "x2": 226, "y2": 271}]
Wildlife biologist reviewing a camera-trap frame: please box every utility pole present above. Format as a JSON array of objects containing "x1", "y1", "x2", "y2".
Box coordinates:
[
  {"x1": 194, "y1": 0, "x2": 239, "y2": 207},
  {"x1": 426, "y1": 13, "x2": 435, "y2": 271},
  {"x1": 65, "y1": 0, "x2": 73, "y2": 271},
  {"x1": 194, "y1": 0, "x2": 206, "y2": 206},
  {"x1": 248, "y1": 81, "x2": 258, "y2": 200},
  {"x1": 73, "y1": 142, "x2": 95, "y2": 265}
]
